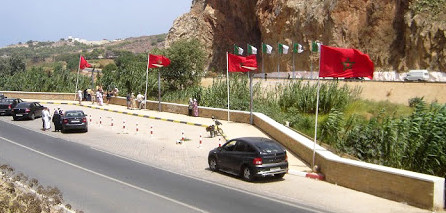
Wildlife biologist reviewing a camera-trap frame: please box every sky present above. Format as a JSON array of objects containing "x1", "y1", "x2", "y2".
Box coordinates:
[{"x1": 0, "y1": 0, "x2": 192, "y2": 48}]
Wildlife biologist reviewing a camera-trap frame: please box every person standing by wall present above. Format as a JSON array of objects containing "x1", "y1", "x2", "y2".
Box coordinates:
[
  {"x1": 188, "y1": 98, "x2": 193, "y2": 116},
  {"x1": 77, "y1": 90, "x2": 83, "y2": 104},
  {"x1": 192, "y1": 98, "x2": 199, "y2": 117}
]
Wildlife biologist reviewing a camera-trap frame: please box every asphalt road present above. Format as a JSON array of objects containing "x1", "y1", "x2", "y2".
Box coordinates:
[{"x1": 0, "y1": 119, "x2": 326, "y2": 213}]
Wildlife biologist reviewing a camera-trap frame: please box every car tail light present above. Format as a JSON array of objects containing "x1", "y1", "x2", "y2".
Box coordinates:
[
  {"x1": 8, "y1": 105, "x2": 11, "y2": 109},
  {"x1": 253, "y1": 157, "x2": 263, "y2": 165},
  {"x1": 25, "y1": 108, "x2": 30, "y2": 113},
  {"x1": 63, "y1": 119, "x2": 68, "y2": 124},
  {"x1": 82, "y1": 118, "x2": 87, "y2": 123},
  {"x1": 285, "y1": 153, "x2": 288, "y2": 162}
]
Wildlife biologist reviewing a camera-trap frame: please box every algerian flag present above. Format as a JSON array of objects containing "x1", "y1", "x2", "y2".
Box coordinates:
[
  {"x1": 247, "y1": 44, "x2": 257, "y2": 55},
  {"x1": 262, "y1": 43, "x2": 272, "y2": 54},
  {"x1": 312, "y1": 41, "x2": 321, "y2": 53},
  {"x1": 234, "y1": 45, "x2": 244, "y2": 55},
  {"x1": 293, "y1": 43, "x2": 304, "y2": 53},
  {"x1": 278, "y1": 43, "x2": 289, "y2": 54}
]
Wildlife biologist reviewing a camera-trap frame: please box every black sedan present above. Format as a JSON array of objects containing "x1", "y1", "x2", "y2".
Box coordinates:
[
  {"x1": 61, "y1": 110, "x2": 88, "y2": 133},
  {"x1": 208, "y1": 137, "x2": 288, "y2": 181},
  {"x1": 12, "y1": 102, "x2": 44, "y2": 120},
  {"x1": 0, "y1": 98, "x2": 24, "y2": 115}
]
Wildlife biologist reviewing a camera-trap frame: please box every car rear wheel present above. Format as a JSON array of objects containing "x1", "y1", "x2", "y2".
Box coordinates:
[
  {"x1": 13, "y1": 116, "x2": 18, "y2": 121},
  {"x1": 274, "y1": 173, "x2": 286, "y2": 179},
  {"x1": 208, "y1": 157, "x2": 218, "y2": 171},
  {"x1": 29, "y1": 113, "x2": 35, "y2": 120},
  {"x1": 242, "y1": 166, "x2": 254, "y2": 182}
]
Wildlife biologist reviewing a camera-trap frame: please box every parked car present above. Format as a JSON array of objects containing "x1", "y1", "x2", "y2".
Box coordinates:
[
  {"x1": 208, "y1": 137, "x2": 288, "y2": 181},
  {"x1": 12, "y1": 102, "x2": 44, "y2": 120},
  {"x1": 0, "y1": 98, "x2": 24, "y2": 115},
  {"x1": 61, "y1": 110, "x2": 88, "y2": 133}
]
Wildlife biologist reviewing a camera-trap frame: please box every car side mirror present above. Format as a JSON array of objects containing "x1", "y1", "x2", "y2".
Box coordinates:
[
  {"x1": 217, "y1": 147, "x2": 222, "y2": 151},
  {"x1": 84, "y1": 114, "x2": 88, "y2": 116}
]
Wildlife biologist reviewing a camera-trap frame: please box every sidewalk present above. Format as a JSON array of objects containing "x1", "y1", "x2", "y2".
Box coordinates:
[{"x1": 33, "y1": 99, "x2": 314, "y2": 177}]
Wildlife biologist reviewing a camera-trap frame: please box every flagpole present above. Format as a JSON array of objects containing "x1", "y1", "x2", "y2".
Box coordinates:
[
  {"x1": 261, "y1": 42, "x2": 265, "y2": 79},
  {"x1": 226, "y1": 52, "x2": 230, "y2": 121},
  {"x1": 75, "y1": 55, "x2": 81, "y2": 101},
  {"x1": 312, "y1": 43, "x2": 322, "y2": 172},
  {"x1": 277, "y1": 43, "x2": 280, "y2": 79},
  {"x1": 158, "y1": 69, "x2": 161, "y2": 112},
  {"x1": 292, "y1": 43, "x2": 295, "y2": 79},
  {"x1": 144, "y1": 54, "x2": 150, "y2": 109},
  {"x1": 249, "y1": 70, "x2": 253, "y2": 125}
]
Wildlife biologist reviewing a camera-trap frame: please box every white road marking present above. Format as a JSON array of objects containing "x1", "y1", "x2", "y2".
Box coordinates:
[
  {"x1": 0, "y1": 136, "x2": 207, "y2": 213},
  {"x1": 90, "y1": 147, "x2": 325, "y2": 213}
]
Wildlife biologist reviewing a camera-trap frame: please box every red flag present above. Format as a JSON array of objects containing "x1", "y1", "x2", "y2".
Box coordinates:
[
  {"x1": 79, "y1": 56, "x2": 91, "y2": 69},
  {"x1": 320, "y1": 45, "x2": 374, "y2": 79},
  {"x1": 148, "y1": 54, "x2": 171, "y2": 68},
  {"x1": 228, "y1": 53, "x2": 258, "y2": 72}
]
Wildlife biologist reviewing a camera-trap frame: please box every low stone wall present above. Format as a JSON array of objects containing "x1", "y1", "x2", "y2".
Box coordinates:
[
  {"x1": 1, "y1": 91, "x2": 75, "y2": 101},
  {"x1": 2, "y1": 91, "x2": 444, "y2": 210}
]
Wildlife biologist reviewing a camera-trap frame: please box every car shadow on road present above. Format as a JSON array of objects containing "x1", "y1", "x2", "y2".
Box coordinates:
[{"x1": 204, "y1": 168, "x2": 286, "y2": 183}]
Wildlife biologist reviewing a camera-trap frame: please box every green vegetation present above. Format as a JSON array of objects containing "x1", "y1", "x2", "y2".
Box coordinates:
[
  {"x1": 410, "y1": 0, "x2": 446, "y2": 16},
  {"x1": 0, "y1": 34, "x2": 444, "y2": 178}
]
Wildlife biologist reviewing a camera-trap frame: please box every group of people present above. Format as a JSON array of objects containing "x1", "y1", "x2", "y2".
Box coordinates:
[
  {"x1": 126, "y1": 92, "x2": 145, "y2": 109},
  {"x1": 41, "y1": 107, "x2": 64, "y2": 132},
  {"x1": 78, "y1": 87, "x2": 119, "y2": 106},
  {"x1": 188, "y1": 98, "x2": 199, "y2": 117}
]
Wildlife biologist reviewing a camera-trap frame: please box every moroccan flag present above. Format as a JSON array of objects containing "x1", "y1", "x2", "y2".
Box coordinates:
[
  {"x1": 228, "y1": 53, "x2": 257, "y2": 72},
  {"x1": 320, "y1": 45, "x2": 374, "y2": 79},
  {"x1": 148, "y1": 54, "x2": 170, "y2": 68},
  {"x1": 278, "y1": 43, "x2": 289, "y2": 54},
  {"x1": 79, "y1": 56, "x2": 91, "y2": 69}
]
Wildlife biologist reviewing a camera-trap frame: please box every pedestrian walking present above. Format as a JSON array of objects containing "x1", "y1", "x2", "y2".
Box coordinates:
[{"x1": 106, "y1": 91, "x2": 111, "y2": 105}]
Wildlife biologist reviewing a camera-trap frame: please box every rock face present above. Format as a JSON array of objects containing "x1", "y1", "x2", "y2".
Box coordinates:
[{"x1": 166, "y1": 0, "x2": 445, "y2": 73}]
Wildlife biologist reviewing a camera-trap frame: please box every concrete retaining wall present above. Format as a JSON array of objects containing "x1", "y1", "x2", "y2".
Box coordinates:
[{"x1": 2, "y1": 91, "x2": 444, "y2": 210}]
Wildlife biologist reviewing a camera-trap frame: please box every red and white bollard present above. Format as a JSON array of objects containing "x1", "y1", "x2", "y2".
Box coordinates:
[
  {"x1": 218, "y1": 138, "x2": 221, "y2": 147},
  {"x1": 99, "y1": 116, "x2": 102, "y2": 126},
  {"x1": 89, "y1": 115, "x2": 92, "y2": 123},
  {"x1": 198, "y1": 134, "x2": 202, "y2": 148},
  {"x1": 111, "y1": 118, "x2": 114, "y2": 127},
  {"x1": 122, "y1": 121, "x2": 126, "y2": 133},
  {"x1": 135, "y1": 123, "x2": 139, "y2": 134},
  {"x1": 181, "y1": 131, "x2": 185, "y2": 143},
  {"x1": 150, "y1": 125, "x2": 153, "y2": 137}
]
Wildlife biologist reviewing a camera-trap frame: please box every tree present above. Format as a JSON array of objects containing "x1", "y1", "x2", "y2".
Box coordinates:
[{"x1": 163, "y1": 39, "x2": 206, "y2": 91}]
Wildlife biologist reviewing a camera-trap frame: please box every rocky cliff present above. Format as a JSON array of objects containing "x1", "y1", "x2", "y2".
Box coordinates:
[{"x1": 166, "y1": 0, "x2": 445, "y2": 73}]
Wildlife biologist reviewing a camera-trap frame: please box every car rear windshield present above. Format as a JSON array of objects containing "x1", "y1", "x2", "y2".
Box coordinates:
[
  {"x1": 255, "y1": 142, "x2": 284, "y2": 154},
  {"x1": 15, "y1": 102, "x2": 31, "y2": 108},
  {"x1": 65, "y1": 112, "x2": 84, "y2": 117}
]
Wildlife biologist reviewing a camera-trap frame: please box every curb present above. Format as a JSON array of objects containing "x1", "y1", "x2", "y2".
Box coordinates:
[
  {"x1": 288, "y1": 170, "x2": 325, "y2": 181},
  {"x1": 40, "y1": 102, "x2": 209, "y2": 128}
]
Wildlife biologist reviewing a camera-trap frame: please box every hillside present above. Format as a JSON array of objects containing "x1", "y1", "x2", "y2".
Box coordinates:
[
  {"x1": 166, "y1": 0, "x2": 446, "y2": 73},
  {"x1": 0, "y1": 34, "x2": 167, "y2": 65}
]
